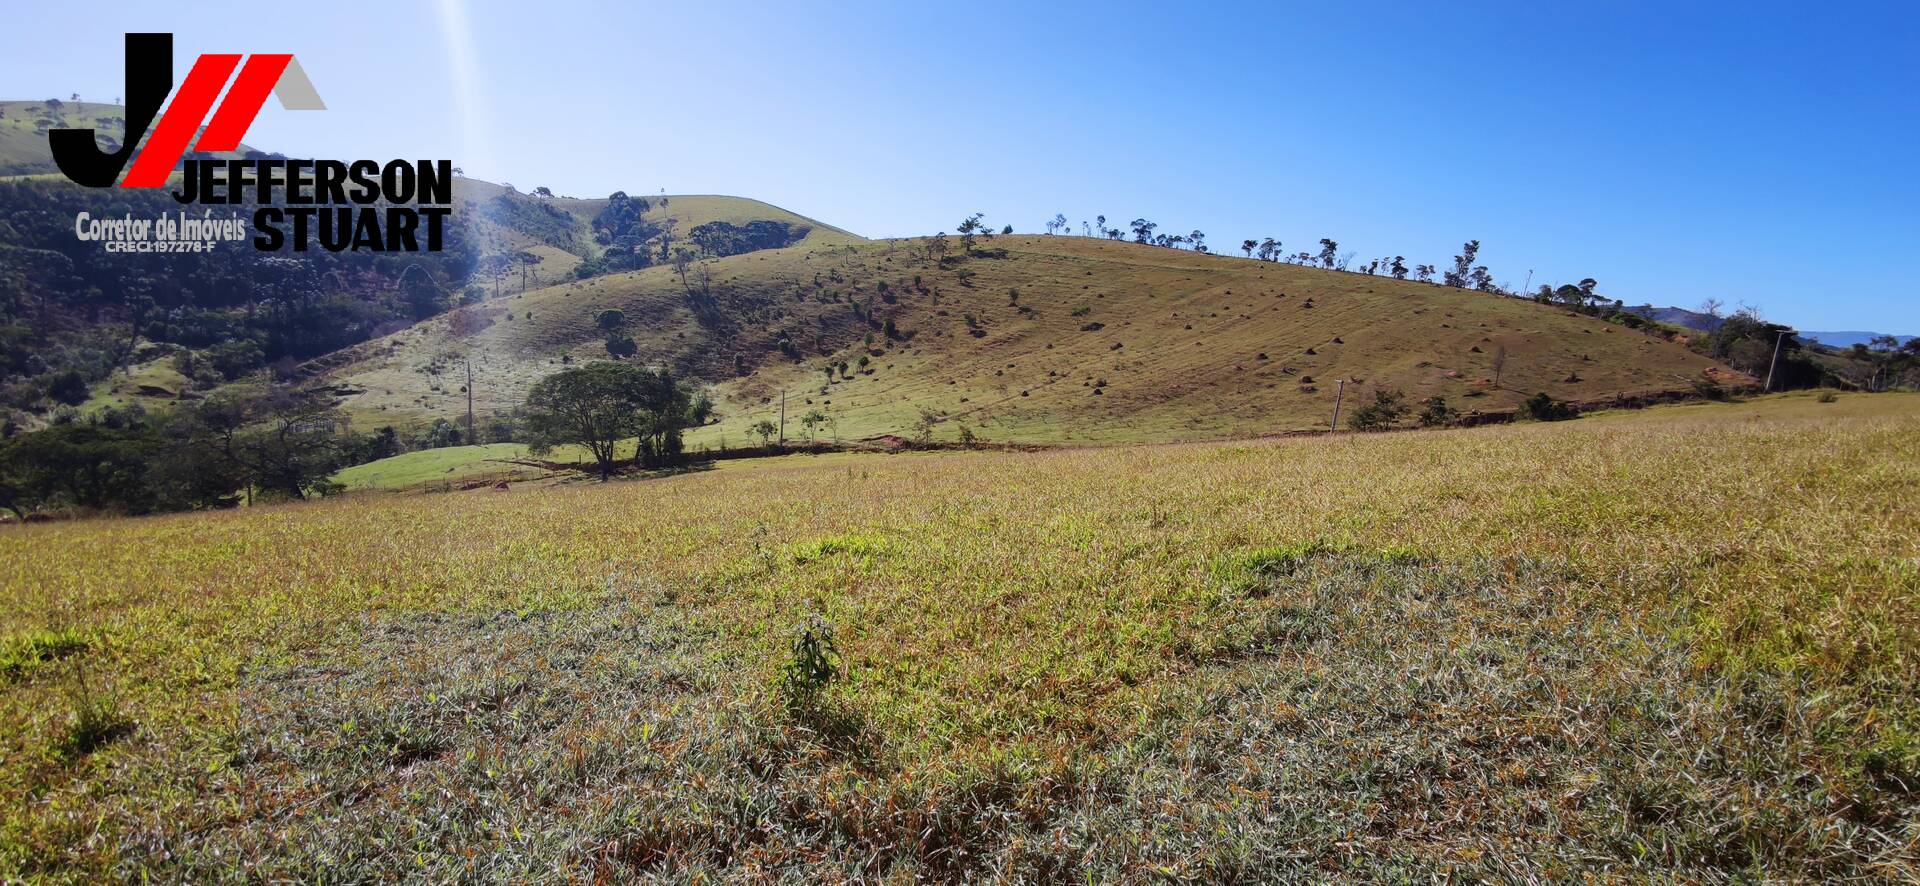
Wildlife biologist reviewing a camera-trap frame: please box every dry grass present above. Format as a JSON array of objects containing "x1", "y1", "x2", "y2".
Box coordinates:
[
  {"x1": 1, "y1": 392, "x2": 1915, "y2": 878},
  {"x1": 326, "y1": 234, "x2": 1731, "y2": 445}
]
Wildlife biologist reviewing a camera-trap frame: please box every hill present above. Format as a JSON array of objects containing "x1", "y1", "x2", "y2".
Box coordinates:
[
  {"x1": 1803, "y1": 330, "x2": 1915, "y2": 349},
  {"x1": 0, "y1": 100, "x2": 127, "y2": 177},
  {"x1": 321, "y1": 234, "x2": 1739, "y2": 445},
  {"x1": 1620, "y1": 303, "x2": 1915, "y2": 353},
  {"x1": 1622, "y1": 303, "x2": 1724, "y2": 333},
  {"x1": 0, "y1": 148, "x2": 860, "y2": 428},
  {"x1": 453, "y1": 180, "x2": 862, "y2": 296},
  {"x1": 0, "y1": 99, "x2": 260, "y2": 180}
]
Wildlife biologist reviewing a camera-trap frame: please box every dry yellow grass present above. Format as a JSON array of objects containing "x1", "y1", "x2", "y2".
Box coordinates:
[
  {"x1": 324, "y1": 235, "x2": 1731, "y2": 445},
  {"x1": 1, "y1": 392, "x2": 1914, "y2": 878}
]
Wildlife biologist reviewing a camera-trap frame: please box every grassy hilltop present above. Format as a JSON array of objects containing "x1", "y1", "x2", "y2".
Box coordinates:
[
  {"x1": 324, "y1": 232, "x2": 1735, "y2": 445},
  {"x1": 2, "y1": 392, "x2": 1915, "y2": 878},
  {"x1": 0, "y1": 101, "x2": 128, "y2": 178}
]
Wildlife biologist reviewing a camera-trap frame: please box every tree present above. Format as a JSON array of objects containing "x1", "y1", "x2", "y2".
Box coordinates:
[
  {"x1": 800, "y1": 409, "x2": 827, "y2": 442},
  {"x1": 1524, "y1": 392, "x2": 1578, "y2": 421},
  {"x1": 0, "y1": 423, "x2": 161, "y2": 516},
  {"x1": 532, "y1": 186, "x2": 554, "y2": 198},
  {"x1": 1418, "y1": 396, "x2": 1457, "y2": 427},
  {"x1": 1241, "y1": 239, "x2": 1257, "y2": 257},
  {"x1": 1415, "y1": 264, "x2": 1435, "y2": 283},
  {"x1": 1130, "y1": 219, "x2": 1157, "y2": 244},
  {"x1": 926, "y1": 232, "x2": 950, "y2": 261},
  {"x1": 596, "y1": 309, "x2": 626, "y2": 331},
  {"x1": 398, "y1": 262, "x2": 445, "y2": 320},
  {"x1": 1491, "y1": 344, "x2": 1508, "y2": 387},
  {"x1": 670, "y1": 248, "x2": 697, "y2": 294},
  {"x1": 1188, "y1": 230, "x2": 1207, "y2": 253},
  {"x1": 1045, "y1": 214, "x2": 1067, "y2": 235},
  {"x1": 1318, "y1": 239, "x2": 1339, "y2": 269},
  {"x1": 1346, "y1": 388, "x2": 1409, "y2": 431},
  {"x1": 414, "y1": 418, "x2": 463, "y2": 449},
  {"x1": 523, "y1": 363, "x2": 691, "y2": 480},
  {"x1": 1390, "y1": 256, "x2": 1408, "y2": 280},
  {"x1": 1699, "y1": 297, "x2": 1726, "y2": 318},
  {"x1": 1444, "y1": 240, "x2": 1480, "y2": 288},
  {"x1": 655, "y1": 217, "x2": 680, "y2": 261},
  {"x1": 1469, "y1": 266, "x2": 1495, "y2": 292},
  {"x1": 957, "y1": 213, "x2": 987, "y2": 252},
  {"x1": 187, "y1": 386, "x2": 345, "y2": 501},
  {"x1": 1258, "y1": 238, "x2": 1280, "y2": 262},
  {"x1": 750, "y1": 419, "x2": 778, "y2": 446}
]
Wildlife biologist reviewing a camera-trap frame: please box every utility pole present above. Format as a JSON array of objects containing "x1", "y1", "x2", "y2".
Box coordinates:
[
  {"x1": 1522, "y1": 269, "x2": 1533, "y2": 297},
  {"x1": 1764, "y1": 331, "x2": 1786, "y2": 392},
  {"x1": 778, "y1": 390, "x2": 787, "y2": 445},
  {"x1": 465, "y1": 359, "x2": 475, "y2": 443},
  {"x1": 1329, "y1": 379, "x2": 1346, "y2": 433}
]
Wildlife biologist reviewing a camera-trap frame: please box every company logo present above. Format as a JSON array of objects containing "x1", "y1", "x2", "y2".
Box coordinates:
[
  {"x1": 52, "y1": 33, "x2": 324, "y2": 189},
  {"x1": 56, "y1": 33, "x2": 451, "y2": 254}
]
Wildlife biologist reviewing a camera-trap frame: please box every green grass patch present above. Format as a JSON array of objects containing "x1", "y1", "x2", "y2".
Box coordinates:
[
  {"x1": 787, "y1": 533, "x2": 894, "y2": 565},
  {"x1": 331, "y1": 442, "x2": 533, "y2": 491},
  {"x1": 0, "y1": 628, "x2": 89, "y2": 682}
]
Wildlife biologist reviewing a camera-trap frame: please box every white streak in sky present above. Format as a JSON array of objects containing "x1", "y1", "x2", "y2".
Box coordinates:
[{"x1": 434, "y1": 0, "x2": 493, "y2": 178}]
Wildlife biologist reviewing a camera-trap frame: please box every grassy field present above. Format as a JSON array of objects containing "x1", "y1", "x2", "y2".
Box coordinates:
[
  {"x1": 0, "y1": 101, "x2": 126, "y2": 177},
  {"x1": 2, "y1": 392, "x2": 1915, "y2": 878},
  {"x1": 325, "y1": 234, "x2": 1737, "y2": 445},
  {"x1": 330, "y1": 442, "x2": 545, "y2": 492}
]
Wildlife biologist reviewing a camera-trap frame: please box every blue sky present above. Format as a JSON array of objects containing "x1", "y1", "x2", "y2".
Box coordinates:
[{"x1": 9, "y1": 1, "x2": 1917, "y2": 331}]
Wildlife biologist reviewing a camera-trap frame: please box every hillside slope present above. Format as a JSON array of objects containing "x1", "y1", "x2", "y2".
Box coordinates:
[
  {"x1": 455, "y1": 181, "x2": 862, "y2": 291},
  {"x1": 0, "y1": 101, "x2": 127, "y2": 177},
  {"x1": 0, "y1": 99, "x2": 260, "y2": 180},
  {"x1": 321, "y1": 234, "x2": 1738, "y2": 444}
]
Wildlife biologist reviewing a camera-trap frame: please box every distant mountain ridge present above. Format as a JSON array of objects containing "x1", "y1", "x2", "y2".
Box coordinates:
[
  {"x1": 1798, "y1": 331, "x2": 1916, "y2": 349},
  {"x1": 1622, "y1": 305, "x2": 1723, "y2": 333},
  {"x1": 1620, "y1": 304, "x2": 1911, "y2": 350}
]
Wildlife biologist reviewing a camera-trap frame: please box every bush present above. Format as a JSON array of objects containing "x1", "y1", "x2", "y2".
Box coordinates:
[
  {"x1": 58, "y1": 656, "x2": 128, "y2": 758},
  {"x1": 1524, "y1": 392, "x2": 1579, "y2": 421},
  {"x1": 777, "y1": 615, "x2": 840, "y2": 711},
  {"x1": 1817, "y1": 390, "x2": 1839, "y2": 403},
  {"x1": 1346, "y1": 388, "x2": 1408, "y2": 431},
  {"x1": 1690, "y1": 376, "x2": 1729, "y2": 401},
  {"x1": 1418, "y1": 396, "x2": 1458, "y2": 427}
]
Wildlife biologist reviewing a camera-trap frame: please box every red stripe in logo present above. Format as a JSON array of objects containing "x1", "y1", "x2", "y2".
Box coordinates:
[
  {"x1": 120, "y1": 53, "x2": 241, "y2": 188},
  {"x1": 195, "y1": 54, "x2": 291, "y2": 152}
]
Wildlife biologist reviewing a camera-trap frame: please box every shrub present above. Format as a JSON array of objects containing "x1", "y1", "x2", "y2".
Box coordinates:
[
  {"x1": 1524, "y1": 392, "x2": 1579, "y2": 421},
  {"x1": 1817, "y1": 390, "x2": 1839, "y2": 403},
  {"x1": 1690, "y1": 375, "x2": 1729, "y2": 401},
  {"x1": 1418, "y1": 396, "x2": 1458, "y2": 427},
  {"x1": 1346, "y1": 388, "x2": 1409, "y2": 431},
  {"x1": 777, "y1": 615, "x2": 840, "y2": 711},
  {"x1": 58, "y1": 657, "x2": 128, "y2": 758}
]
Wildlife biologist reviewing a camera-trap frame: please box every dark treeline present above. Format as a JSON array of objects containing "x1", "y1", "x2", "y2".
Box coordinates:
[
  {"x1": 0, "y1": 360, "x2": 712, "y2": 520},
  {"x1": 0, "y1": 387, "x2": 358, "y2": 519}
]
